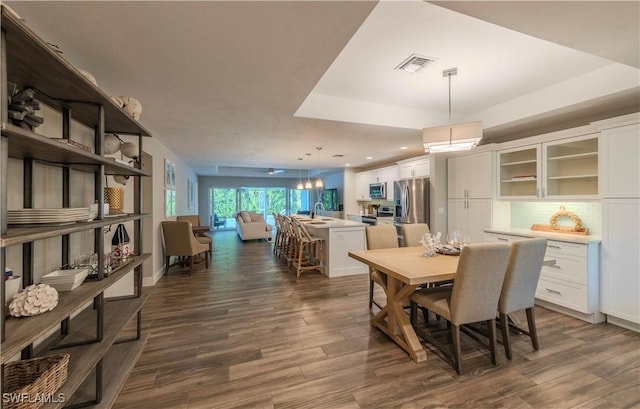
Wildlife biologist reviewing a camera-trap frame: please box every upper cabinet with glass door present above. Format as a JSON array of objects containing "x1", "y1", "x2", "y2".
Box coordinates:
[{"x1": 498, "y1": 134, "x2": 599, "y2": 200}]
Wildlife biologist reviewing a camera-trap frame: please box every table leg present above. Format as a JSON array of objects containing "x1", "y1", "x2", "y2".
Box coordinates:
[{"x1": 371, "y1": 274, "x2": 427, "y2": 363}]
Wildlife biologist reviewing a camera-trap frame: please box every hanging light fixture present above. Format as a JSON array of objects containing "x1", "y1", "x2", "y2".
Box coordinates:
[
  {"x1": 305, "y1": 153, "x2": 313, "y2": 189},
  {"x1": 296, "y1": 157, "x2": 304, "y2": 190},
  {"x1": 314, "y1": 147, "x2": 324, "y2": 188},
  {"x1": 423, "y1": 67, "x2": 483, "y2": 153}
]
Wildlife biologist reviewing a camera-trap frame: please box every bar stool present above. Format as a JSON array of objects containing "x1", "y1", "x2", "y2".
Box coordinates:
[{"x1": 290, "y1": 217, "x2": 325, "y2": 277}]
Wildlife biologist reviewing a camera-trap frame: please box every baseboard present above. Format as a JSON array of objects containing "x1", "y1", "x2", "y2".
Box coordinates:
[
  {"x1": 143, "y1": 267, "x2": 165, "y2": 287},
  {"x1": 607, "y1": 316, "x2": 640, "y2": 333},
  {"x1": 534, "y1": 299, "x2": 606, "y2": 324}
]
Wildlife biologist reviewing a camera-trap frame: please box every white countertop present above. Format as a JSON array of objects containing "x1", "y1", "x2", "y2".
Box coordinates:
[
  {"x1": 484, "y1": 228, "x2": 601, "y2": 244},
  {"x1": 302, "y1": 217, "x2": 366, "y2": 229}
]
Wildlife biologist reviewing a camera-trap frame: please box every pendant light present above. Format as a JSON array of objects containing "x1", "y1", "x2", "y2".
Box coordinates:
[
  {"x1": 314, "y1": 147, "x2": 324, "y2": 188},
  {"x1": 423, "y1": 67, "x2": 483, "y2": 153},
  {"x1": 305, "y1": 153, "x2": 313, "y2": 189},
  {"x1": 296, "y1": 157, "x2": 304, "y2": 190}
]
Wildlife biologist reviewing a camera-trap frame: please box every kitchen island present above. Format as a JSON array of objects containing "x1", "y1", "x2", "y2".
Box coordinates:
[{"x1": 303, "y1": 217, "x2": 368, "y2": 277}]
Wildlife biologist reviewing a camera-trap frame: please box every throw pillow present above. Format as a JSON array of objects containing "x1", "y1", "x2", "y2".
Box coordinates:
[
  {"x1": 239, "y1": 211, "x2": 252, "y2": 223},
  {"x1": 250, "y1": 213, "x2": 264, "y2": 222}
]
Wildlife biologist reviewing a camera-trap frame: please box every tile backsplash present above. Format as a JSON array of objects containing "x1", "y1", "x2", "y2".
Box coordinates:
[{"x1": 511, "y1": 202, "x2": 601, "y2": 236}]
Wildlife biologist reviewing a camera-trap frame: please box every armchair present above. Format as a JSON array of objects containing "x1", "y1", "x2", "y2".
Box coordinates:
[
  {"x1": 236, "y1": 211, "x2": 273, "y2": 241},
  {"x1": 161, "y1": 221, "x2": 210, "y2": 275}
]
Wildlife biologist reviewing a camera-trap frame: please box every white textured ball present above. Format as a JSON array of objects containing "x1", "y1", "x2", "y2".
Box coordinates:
[
  {"x1": 104, "y1": 134, "x2": 122, "y2": 154},
  {"x1": 118, "y1": 96, "x2": 142, "y2": 120}
]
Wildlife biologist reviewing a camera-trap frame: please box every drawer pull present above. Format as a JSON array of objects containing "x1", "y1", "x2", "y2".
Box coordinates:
[
  {"x1": 546, "y1": 288, "x2": 562, "y2": 295},
  {"x1": 497, "y1": 237, "x2": 509, "y2": 242},
  {"x1": 548, "y1": 245, "x2": 562, "y2": 249}
]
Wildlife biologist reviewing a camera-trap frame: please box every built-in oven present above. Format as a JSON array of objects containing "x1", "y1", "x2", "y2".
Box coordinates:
[{"x1": 369, "y1": 182, "x2": 386, "y2": 199}]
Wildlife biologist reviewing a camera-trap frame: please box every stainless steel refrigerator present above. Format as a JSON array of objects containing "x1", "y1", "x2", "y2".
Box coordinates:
[{"x1": 394, "y1": 178, "x2": 430, "y2": 244}]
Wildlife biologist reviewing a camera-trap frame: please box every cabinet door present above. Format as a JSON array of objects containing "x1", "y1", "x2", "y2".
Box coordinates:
[
  {"x1": 600, "y1": 124, "x2": 640, "y2": 198},
  {"x1": 379, "y1": 166, "x2": 399, "y2": 201},
  {"x1": 447, "y1": 157, "x2": 467, "y2": 199},
  {"x1": 466, "y1": 152, "x2": 493, "y2": 198},
  {"x1": 497, "y1": 145, "x2": 541, "y2": 199},
  {"x1": 601, "y1": 199, "x2": 640, "y2": 323},
  {"x1": 399, "y1": 163, "x2": 413, "y2": 179},
  {"x1": 354, "y1": 171, "x2": 371, "y2": 200},
  {"x1": 466, "y1": 199, "x2": 492, "y2": 243},
  {"x1": 543, "y1": 134, "x2": 599, "y2": 199},
  {"x1": 412, "y1": 159, "x2": 430, "y2": 178},
  {"x1": 447, "y1": 199, "x2": 467, "y2": 236}
]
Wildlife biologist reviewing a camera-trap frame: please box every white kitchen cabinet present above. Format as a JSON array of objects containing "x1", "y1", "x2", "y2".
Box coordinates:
[
  {"x1": 601, "y1": 199, "x2": 640, "y2": 328},
  {"x1": 484, "y1": 230, "x2": 603, "y2": 323},
  {"x1": 354, "y1": 170, "x2": 372, "y2": 201},
  {"x1": 497, "y1": 134, "x2": 599, "y2": 200},
  {"x1": 447, "y1": 151, "x2": 493, "y2": 199},
  {"x1": 599, "y1": 123, "x2": 640, "y2": 198},
  {"x1": 398, "y1": 155, "x2": 430, "y2": 179},
  {"x1": 448, "y1": 198, "x2": 492, "y2": 244}
]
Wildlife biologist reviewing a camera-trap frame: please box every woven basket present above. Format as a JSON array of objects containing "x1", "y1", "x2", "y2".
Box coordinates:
[
  {"x1": 3, "y1": 354, "x2": 70, "y2": 409},
  {"x1": 104, "y1": 187, "x2": 124, "y2": 213}
]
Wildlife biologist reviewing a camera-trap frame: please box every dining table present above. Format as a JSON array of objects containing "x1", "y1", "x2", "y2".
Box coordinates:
[
  {"x1": 349, "y1": 245, "x2": 556, "y2": 363},
  {"x1": 191, "y1": 225, "x2": 210, "y2": 235}
]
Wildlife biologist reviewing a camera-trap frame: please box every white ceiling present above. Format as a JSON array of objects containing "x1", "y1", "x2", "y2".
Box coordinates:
[{"x1": 6, "y1": 1, "x2": 640, "y2": 177}]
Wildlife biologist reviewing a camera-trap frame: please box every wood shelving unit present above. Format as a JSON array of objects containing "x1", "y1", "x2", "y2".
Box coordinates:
[{"x1": 1, "y1": 5, "x2": 152, "y2": 407}]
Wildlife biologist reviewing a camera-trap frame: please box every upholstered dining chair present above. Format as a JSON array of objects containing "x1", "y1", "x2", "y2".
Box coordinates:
[
  {"x1": 401, "y1": 223, "x2": 431, "y2": 247},
  {"x1": 177, "y1": 215, "x2": 212, "y2": 258},
  {"x1": 161, "y1": 221, "x2": 210, "y2": 276},
  {"x1": 409, "y1": 242, "x2": 511, "y2": 374},
  {"x1": 365, "y1": 224, "x2": 399, "y2": 310},
  {"x1": 499, "y1": 238, "x2": 548, "y2": 360}
]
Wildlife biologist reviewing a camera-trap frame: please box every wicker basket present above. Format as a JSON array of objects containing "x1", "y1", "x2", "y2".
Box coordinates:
[
  {"x1": 104, "y1": 187, "x2": 124, "y2": 213},
  {"x1": 3, "y1": 354, "x2": 70, "y2": 409}
]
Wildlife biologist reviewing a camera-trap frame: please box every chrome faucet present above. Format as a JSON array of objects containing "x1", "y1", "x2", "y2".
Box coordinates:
[{"x1": 312, "y1": 201, "x2": 325, "y2": 218}]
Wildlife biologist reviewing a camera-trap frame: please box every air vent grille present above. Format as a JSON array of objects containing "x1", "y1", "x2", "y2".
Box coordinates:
[{"x1": 395, "y1": 54, "x2": 436, "y2": 73}]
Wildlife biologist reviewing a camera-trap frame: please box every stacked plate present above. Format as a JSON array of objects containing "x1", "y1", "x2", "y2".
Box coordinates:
[
  {"x1": 40, "y1": 268, "x2": 88, "y2": 292},
  {"x1": 8, "y1": 208, "x2": 90, "y2": 225}
]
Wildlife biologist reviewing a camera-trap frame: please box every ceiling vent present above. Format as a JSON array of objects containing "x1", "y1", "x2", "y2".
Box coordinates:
[{"x1": 395, "y1": 54, "x2": 436, "y2": 73}]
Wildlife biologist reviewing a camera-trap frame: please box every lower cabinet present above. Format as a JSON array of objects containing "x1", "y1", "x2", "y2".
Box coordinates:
[
  {"x1": 448, "y1": 199, "x2": 492, "y2": 244},
  {"x1": 484, "y1": 231, "x2": 603, "y2": 323},
  {"x1": 601, "y1": 199, "x2": 640, "y2": 329}
]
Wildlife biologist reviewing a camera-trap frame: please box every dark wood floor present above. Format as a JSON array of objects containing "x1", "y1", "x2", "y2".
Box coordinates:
[{"x1": 114, "y1": 231, "x2": 640, "y2": 409}]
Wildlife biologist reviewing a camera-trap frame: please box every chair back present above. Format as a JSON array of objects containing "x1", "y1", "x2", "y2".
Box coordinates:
[
  {"x1": 499, "y1": 238, "x2": 548, "y2": 314},
  {"x1": 450, "y1": 242, "x2": 511, "y2": 326},
  {"x1": 177, "y1": 215, "x2": 201, "y2": 228},
  {"x1": 401, "y1": 223, "x2": 431, "y2": 247},
  {"x1": 161, "y1": 221, "x2": 207, "y2": 256},
  {"x1": 365, "y1": 224, "x2": 399, "y2": 250}
]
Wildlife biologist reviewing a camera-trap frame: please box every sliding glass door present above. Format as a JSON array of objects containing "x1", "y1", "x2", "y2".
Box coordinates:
[{"x1": 210, "y1": 187, "x2": 309, "y2": 231}]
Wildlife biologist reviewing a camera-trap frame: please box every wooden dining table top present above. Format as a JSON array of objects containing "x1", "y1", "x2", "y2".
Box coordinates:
[
  {"x1": 349, "y1": 246, "x2": 459, "y2": 286},
  {"x1": 191, "y1": 225, "x2": 210, "y2": 234}
]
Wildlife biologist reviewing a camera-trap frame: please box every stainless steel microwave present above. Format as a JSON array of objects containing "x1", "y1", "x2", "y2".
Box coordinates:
[{"x1": 369, "y1": 182, "x2": 386, "y2": 199}]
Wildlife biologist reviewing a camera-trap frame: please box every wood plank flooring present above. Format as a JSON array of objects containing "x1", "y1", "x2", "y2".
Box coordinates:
[{"x1": 113, "y1": 231, "x2": 640, "y2": 409}]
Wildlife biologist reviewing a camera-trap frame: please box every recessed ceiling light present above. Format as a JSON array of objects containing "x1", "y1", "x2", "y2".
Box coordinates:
[
  {"x1": 366, "y1": 156, "x2": 373, "y2": 160},
  {"x1": 400, "y1": 146, "x2": 408, "y2": 150},
  {"x1": 345, "y1": 163, "x2": 351, "y2": 167}
]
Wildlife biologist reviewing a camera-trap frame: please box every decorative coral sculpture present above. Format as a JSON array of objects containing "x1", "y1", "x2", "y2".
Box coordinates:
[
  {"x1": 419, "y1": 232, "x2": 442, "y2": 257},
  {"x1": 8, "y1": 283, "x2": 59, "y2": 317}
]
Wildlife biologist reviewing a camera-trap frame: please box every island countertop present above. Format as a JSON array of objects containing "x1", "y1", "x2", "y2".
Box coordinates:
[{"x1": 298, "y1": 216, "x2": 367, "y2": 277}]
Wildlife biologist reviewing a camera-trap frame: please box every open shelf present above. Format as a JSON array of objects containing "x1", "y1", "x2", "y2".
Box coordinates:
[
  {"x1": 1, "y1": 254, "x2": 150, "y2": 363},
  {"x1": 33, "y1": 296, "x2": 148, "y2": 409},
  {"x1": 500, "y1": 159, "x2": 537, "y2": 166},
  {"x1": 547, "y1": 174, "x2": 598, "y2": 180},
  {"x1": 2, "y1": 123, "x2": 151, "y2": 177},
  {"x1": 1, "y1": 214, "x2": 151, "y2": 248},
  {"x1": 1, "y1": 8, "x2": 151, "y2": 137},
  {"x1": 547, "y1": 152, "x2": 598, "y2": 161}
]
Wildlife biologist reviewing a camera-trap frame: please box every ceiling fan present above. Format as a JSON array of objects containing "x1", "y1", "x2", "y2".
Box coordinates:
[{"x1": 256, "y1": 167, "x2": 287, "y2": 175}]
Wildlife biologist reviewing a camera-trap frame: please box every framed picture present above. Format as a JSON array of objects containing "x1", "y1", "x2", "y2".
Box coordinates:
[
  {"x1": 187, "y1": 179, "x2": 195, "y2": 209},
  {"x1": 164, "y1": 159, "x2": 175, "y2": 188},
  {"x1": 165, "y1": 189, "x2": 176, "y2": 217}
]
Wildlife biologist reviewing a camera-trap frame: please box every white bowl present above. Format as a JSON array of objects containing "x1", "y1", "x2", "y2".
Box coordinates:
[{"x1": 41, "y1": 269, "x2": 88, "y2": 292}]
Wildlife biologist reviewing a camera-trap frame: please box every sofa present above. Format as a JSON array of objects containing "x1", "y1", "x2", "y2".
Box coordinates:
[{"x1": 236, "y1": 211, "x2": 273, "y2": 241}]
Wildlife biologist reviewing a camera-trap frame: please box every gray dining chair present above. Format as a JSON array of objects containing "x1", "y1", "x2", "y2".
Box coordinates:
[
  {"x1": 409, "y1": 242, "x2": 511, "y2": 374},
  {"x1": 365, "y1": 224, "x2": 399, "y2": 309},
  {"x1": 401, "y1": 223, "x2": 430, "y2": 247},
  {"x1": 499, "y1": 238, "x2": 548, "y2": 359}
]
